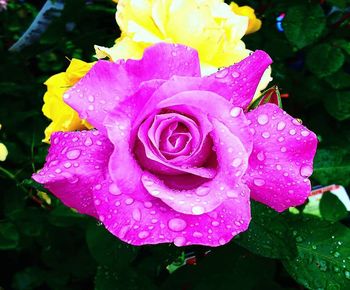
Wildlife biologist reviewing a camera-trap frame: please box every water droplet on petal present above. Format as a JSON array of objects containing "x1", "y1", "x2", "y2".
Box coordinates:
[
  {"x1": 301, "y1": 130, "x2": 310, "y2": 137},
  {"x1": 138, "y1": 231, "x2": 149, "y2": 239},
  {"x1": 257, "y1": 114, "x2": 269, "y2": 125},
  {"x1": 66, "y1": 149, "x2": 81, "y2": 160},
  {"x1": 262, "y1": 132, "x2": 270, "y2": 139},
  {"x1": 289, "y1": 129, "x2": 296, "y2": 135},
  {"x1": 276, "y1": 164, "x2": 282, "y2": 170},
  {"x1": 196, "y1": 186, "x2": 210, "y2": 196},
  {"x1": 212, "y1": 221, "x2": 220, "y2": 227},
  {"x1": 144, "y1": 201, "x2": 153, "y2": 208},
  {"x1": 300, "y1": 165, "x2": 313, "y2": 177},
  {"x1": 84, "y1": 137, "x2": 93, "y2": 146},
  {"x1": 277, "y1": 121, "x2": 286, "y2": 131},
  {"x1": 226, "y1": 190, "x2": 238, "y2": 198},
  {"x1": 88, "y1": 104, "x2": 94, "y2": 111},
  {"x1": 232, "y1": 158, "x2": 242, "y2": 167},
  {"x1": 280, "y1": 147, "x2": 287, "y2": 153},
  {"x1": 174, "y1": 236, "x2": 186, "y2": 246},
  {"x1": 88, "y1": 95, "x2": 95, "y2": 102},
  {"x1": 168, "y1": 218, "x2": 187, "y2": 232},
  {"x1": 230, "y1": 107, "x2": 241, "y2": 117},
  {"x1": 231, "y1": 71, "x2": 240, "y2": 78},
  {"x1": 132, "y1": 208, "x2": 142, "y2": 221},
  {"x1": 63, "y1": 93, "x2": 70, "y2": 99},
  {"x1": 219, "y1": 238, "x2": 226, "y2": 245},
  {"x1": 64, "y1": 162, "x2": 72, "y2": 168},
  {"x1": 193, "y1": 231, "x2": 203, "y2": 238},
  {"x1": 253, "y1": 178, "x2": 265, "y2": 186},
  {"x1": 257, "y1": 151, "x2": 265, "y2": 161},
  {"x1": 109, "y1": 184, "x2": 121, "y2": 195},
  {"x1": 192, "y1": 206, "x2": 204, "y2": 215},
  {"x1": 125, "y1": 198, "x2": 134, "y2": 205}
]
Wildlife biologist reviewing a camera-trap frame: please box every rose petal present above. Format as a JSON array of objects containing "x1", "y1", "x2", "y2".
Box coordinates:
[
  {"x1": 135, "y1": 112, "x2": 215, "y2": 178},
  {"x1": 206, "y1": 50, "x2": 272, "y2": 109},
  {"x1": 65, "y1": 43, "x2": 201, "y2": 131},
  {"x1": 244, "y1": 104, "x2": 318, "y2": 212},
  {"x1": 141, "y1": 119, "x2": 250, "y2": 215},
  {"x1": 32, "y1": 130, "x2": 113, "y2": 217},
  {"x1": 92, "y1": 175, "x2": 251, "y2": 247}
]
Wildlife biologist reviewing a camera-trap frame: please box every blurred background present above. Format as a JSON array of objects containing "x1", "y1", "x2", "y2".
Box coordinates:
[{"x1": 0, "y1": 0, "x2": 350, "y2": 289}]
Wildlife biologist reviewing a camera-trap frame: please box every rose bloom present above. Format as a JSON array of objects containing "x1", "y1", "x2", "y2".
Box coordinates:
[
  {"x1": 42, "y1": 59, "x2": 93, "y2": 143},
  {"x1": 41, "y1": 59, "x2": 93, "y2": 143},
  {"x1": 41, "y1": 0, "x2": 269, "y2": 142},
  {"x1": 0, "y1": 124, "x2": 8, "y2": 162},
  {"x1": 96, "y1": 0, "x2": 263, "y2": 74},
  {"x1": 33, "y1": 43, "x2": 317, "y2": 247}
]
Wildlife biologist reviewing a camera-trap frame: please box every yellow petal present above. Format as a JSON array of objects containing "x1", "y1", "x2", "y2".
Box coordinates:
[
  {"x1": 230, "y1": 2, "x2": 262, "y2": 34},
  {"x1": 42, "y1": 59, "x2": 94, "y2": 143},
  {"x1": 0, "y1": 143, "x2": 8, "y2": 162}
]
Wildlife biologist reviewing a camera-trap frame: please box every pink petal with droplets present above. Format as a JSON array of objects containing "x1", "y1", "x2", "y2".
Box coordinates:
[
  {"x1": 244, "y1": 104, "x2": 318, "y2": 212},
  {"x1": 64, "y1": 43, "x2": 200, "y2": 132},
  {"x1": 32, "y1": 131, "x2": 113, "y2": 217},
  {"x1": 205, "y1": 50, "x2": 272, "y2": 109},
  {"x1": 92, "y1": 175, "x2": 251, "y2": 247}
]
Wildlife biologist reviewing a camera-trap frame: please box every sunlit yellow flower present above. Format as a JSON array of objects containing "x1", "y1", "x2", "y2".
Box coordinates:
[
  {"x1": 230, "y1": 2, "x2": 261, "y2": 34},
  {"x1": 0, "y1": 124, "x2": 8, "y2": 162},
  {"x1": 97, "y1": 0, "x2": 252, "y2": 74},
  {"x1": 98, "y1": 0, "x2": 270, "y2": 97},
  {"x1": 42, "y1": 59, "x2": 94, "y2": 143}
]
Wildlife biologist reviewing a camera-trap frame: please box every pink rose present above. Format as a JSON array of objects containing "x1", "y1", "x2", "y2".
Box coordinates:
[{"x1": 33, "y1": 43, "x2": 317, "y2": 247}]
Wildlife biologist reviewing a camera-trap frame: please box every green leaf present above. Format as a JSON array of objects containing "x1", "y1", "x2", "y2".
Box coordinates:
[
  {"x1": 325, "y1": 71, "x2": 350, "y2": 90},
  {"x1": 284, "y1": 4, "x2": 326, "y2": 49},
  {"x1": 319, "y1": 192, "x2": 348, "y2": 222},
  {"x1": 0, "y1": 221, "x2": 19, "y2": 250},
  {"x1": 313, "y1": 148, "x2": 350, "y2": 186},
  {"x1": 306, "y1": 44, "x2": 345, "y2": 78},
  {"x1": 282, "y1": 216, "x2": 350, "y2": 290},
  {"x1": 48, "y1": 205, "x2": 86, "y2": 227},
  {"x1": 324, "y1": 91, "x2": 350, "y2": 121},
  {"x1": 86, "y1": 223, "x2": 138, "y2": 270},
  {"x1": 235, "y1": 202, "x2": 296, "y2": 259},
  {"x1": 12, "y1": 267, "x2": 45, "y2": 290},
  {"x1": 94, "y1": 266, "x2": 155, "y2": 290}
]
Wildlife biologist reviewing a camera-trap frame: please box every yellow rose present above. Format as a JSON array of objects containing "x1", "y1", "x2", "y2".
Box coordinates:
[
  {"x1": 42, "y1": 59, "x2": 94, "y2": 143},
  {"x1": 97, "y1": 0, "x2": 251, "y2": 74},
  {"x1": 230, "y1": 2, "x2": 262, "y2": 34},
  {"x1": 0, "y1": 124, "x2": 8, "y2": 162}
]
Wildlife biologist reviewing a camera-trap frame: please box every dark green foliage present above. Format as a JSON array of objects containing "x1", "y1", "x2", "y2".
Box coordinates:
[{"x1": 1, "y1": 0, "x2": 350, "y2": 289}]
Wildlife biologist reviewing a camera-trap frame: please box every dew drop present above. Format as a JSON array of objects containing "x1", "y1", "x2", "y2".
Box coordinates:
[
  {"x1": 257, "y1": 114, "x2": 269, "y2": 125},
  {"x1": 257, "y1": 151, "x2": 265, "y2": 161},
  {"x1": 144, "y1": 201, "x2": 153, "y2": 208},
  {"x1": 84, "y1": 137, "x2": 93, "y2": 146},
  {"x1": 63, "y1": 93, "x2": 70, "y2": 99},
  {"x1": 88, "y1": 95, "x2": 95, "y2": 102},
  {"x1": 196, "y1": 186, "x2": 210, "y2": 196},
  {"x1": 219, "y1": 238, "x2": 226, "y2": 245},
  {"x1": 132, "y1": 208, "x2": 141, "y2": 221},
  {"x1": 138, "y1": 231, "x2": 149, "y2": 239},
  {"x1": 230, "y1": 107, "x2": 241, "y2": 117},
  {"x1": 253, "y1": 178, "x2": 265, "y2": 186},
  {"x1": 168, "y1": 218, "x2": 187, "y2": 232},
  {"x1": 212, "y1": 221, "x2": 220, "y2": 226},
  {"x1": 193, "y1": 231, "x2": 203, "y2": 238},
  {"x1": 289, "y1": 129, "x2": 296, "y2": 135},
  {"x1": 174, "y1": 236, "x2": 186, "y2": 246},
  {"x1": 64, "y1": 162, "x2": 72, "y2": 168},
  {"x1": 125, "y1": 198, "x2": 134, "y2": 205},
  {"x1": 300, "y1": 165, "x2": 313, "y2": 177},
  {"x1": 231, "y1": 71, "x2": 240, "y2": 78},
  {"x1": 192, "y1": 206, "x2": 204, "y2": 215},
  {"x1": 226, "y1": 190, "x2": 238, "y2": 198},
  {"x1": 109, "y1": 184, "x2": 121, "y2": 195},
  {"x1": 280, "y1": 147, "x2": 287, "y2": 153},
  {"x1": 301, "y1": 130, "x2": 310, "y2": 137},
  {"x1": 262, "y1": 132, "x2": 270, "y2": 139},
  {"x1": 232, "y1": 157, "x2": 242, "y2": 167},
  {"x1": 277, "y1": 121, "x2": 286, "y2": 131},
  {"x1": 88, "y1": 104, "x2": 94, "y2": 111},
  {"x1": 66, "y1": 149, "x2": 81, "y2": 160}
]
